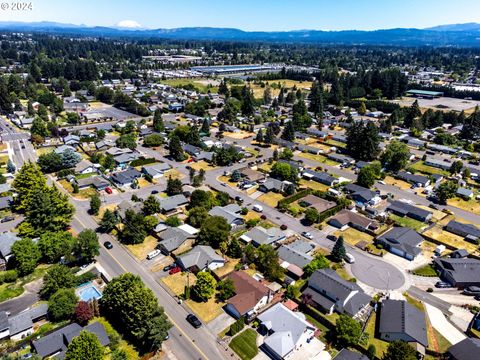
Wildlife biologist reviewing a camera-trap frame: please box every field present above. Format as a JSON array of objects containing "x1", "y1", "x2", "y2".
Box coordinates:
[
  {"x1": 249, "y1": 79, "x2": 312, "y2": 99},
  {"x1": 229, "y1": 329, "x2": 259, "y2": 360},
  {"x1": 448, "y1": 197, "x2": 480, "y2": 214},
  {"x1": 334, "y1": 227, "x2": 374, "y2": 247},
  {"x1": 298, "y1": 179, "x2": 331, "y2": 192},
  {"x1": 36, "y1": 146, "x2": 56, "y2": 156},
  {"x1": 297, "y1": 152, "x2": 339, "y2": 166},
  {"x1": 126, "y1": 235, "x2": 158, "y2": 260},
  {"x1": 159, "y1": 78, "x2": 219, "y2": 93},
  {"x1": 258, "y1": 192, "x2": 285, "y2": 207},
  {"x1": 392, "y1": 96, "x2": 480, "y2": 113},
  {"x1": 389, "y1": 214, "x2": 426, "y2": 231}
]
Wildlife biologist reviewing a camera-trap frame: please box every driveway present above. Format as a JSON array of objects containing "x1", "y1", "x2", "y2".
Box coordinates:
[
  {"x1": 425, "y1": 303, "x2": 467, "y2": 345},
  {"x1": 0, "y1": 278, "x2": 42, "y2": 315},
  {"x1": 207, "y1": 311, "x2": 235, "y2": 335}
]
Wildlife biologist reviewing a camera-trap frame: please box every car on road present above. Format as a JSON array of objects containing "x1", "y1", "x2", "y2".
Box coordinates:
[
  {"x1": 1, "y1": 216, "x2": 14, "y2": 223},
  {"x1": 21, "y1": 145, "x2": 25, "y2": 149},
  {"x1": 378, "y1": 180, "x2": 386, "y2": 185},
  {"x1": 429, "y1": 203, "x2": 440, "y2": 210},
  {"x1": 151, "y1": 190, "x2": 159, "y2": 194},
  {"x1": 280, "y1": 224, "x2": 288, "y2": 230},
  {"x1": 186, "y1": 314, "x2": 202, "y2": 328},
  {"x1": 103, "y1": 241, "x2": 113, "y2": 250},
  {"x1": 253, "y1": 204, "x2": 263, "y2": 212},
  {"x1": 435, "y1": 281, "x2": 452, "y2": 288},
  {"x1": 327, "y1": 234, "x2": 338, "y2": 241},
  {"x1": 235, "y1": 196, "x2": 244, "y2": 203},
  {"x1": 344, "y1": 253, "x2": 355, "y2": 264},
  {"x1": 169, "y1": 266, "x2": 181, "y2": 275},
  {"x1": 301, "y1": 232, "x2": 313, "y2": 240},
  {"x1": 105, "y1": 187, "x2": 113, "y2": 194}
]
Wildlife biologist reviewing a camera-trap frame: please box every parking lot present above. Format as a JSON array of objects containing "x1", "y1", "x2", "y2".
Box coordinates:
[{"x1": 393, "y1": 96, "x2": 480, "y2": 112}]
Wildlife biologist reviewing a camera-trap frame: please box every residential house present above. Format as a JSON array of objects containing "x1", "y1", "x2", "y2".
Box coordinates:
[
  {"x1": 427, "y1": 143, "x2": 457, "y2": 154},
  {"x1": 106, "y1": 146, "x2": 131, "y2": 157},
  {"x1": 396, "y1": 171, "x2": 430, "y2": 187},
  {"x1": 378, "y1": 299, "x2": 428, "y2": 355},
  {"x1": 456, "y1": 187, "x2": 473, "y2": 200},
  {"x1": 343, "y1": 184, "x2": 380, "y2": 205},
  {"x1": 376, "y1": 227, "x2": 423, "y2": 260},
  {"x1": 63, "y1": 134, "x2": 80, "y2": 146},
  {"x1": 434, "y1": 257, "x2": 480, "y2": 288},
  {"x1": 76, "y1": 176, "x2": 110, "y2": 191},
  {"x1": 328, "y1": 209, "x2": 375, "y2": 232},
  {"x1": 447, "y1": 337, "x2": 480, "y2": 360},
  {"x1": 53, "y1": 145, "x2": 76, "y2": 155},
  {"x1": 302, "y1": 269, "x2": 371, "y2": 317},
  {"x1": 208, "y1": 204, "x2": 244, "y2": 228},
  {"x1": 296, "y1": 144, "x2": 322, "y2": 155},
  {"x1": 259, "y1": 177, "x2": 291, "y2": 193},
  {"x1": 0, "y1": 304, "x2": 48, "y2": 341},
  {"x1": 111, "y1": 168, "x2": 142, "y2": 188},
  {"x1": 240, "y1": 168, "x2": 265, "y2": 183},
  {"x1": 19, "y1": 117, "x2": 34, "y2": 129},
  {"x1": 74, "y1": 159, "x2": 97, "y2": 175},
  {"x1": 299, "y1": 194, "x2": 336, "y2": 213},
  {"x1": 116, "y1": 199, "x2": 143, "y2": 219},
  {"x1": 387, "y1": 200, "x2": 433, "y2": 222},
  {"x1": 424, "y1": 158, "x2": 451, "y2": 171},
  {"x1": 157, "y1": 226, "x2": 195, "y2": 255},
  {"x1": 158, "y1": 194, "x2": 189, "y2": 214},
  {"x1": 224, "y1": 271, "x2": 271, "y2": 319},
  {"x1": 445, "y1": 220, "x2": 480, "y2": 242},
  {"x1": 0, "y1": 232, "x2": 20, "y2": 264},
  {"x1": 32, "y1": 321, "x2": 110, "y2": 358},
  {"x1": 278, "y1": 244, "x2": 313, "y2": 278},
  {"x1": 95, "y1": 139, "x2": 114, "y2": 151},
  {"x1": 327, "y1": 153, "x2": 354, "y2": 166},
  {"x1": 302, "y1": 169, "x2": 338, "y2": 186},
  {"x1": 0, "y1": 196, "x2": 13, "y2": 211},
  {"x1": 176, "y1": 245, "x2": 225, "y2": 272},
  {"x1": 334, "y1": 349, "x2": 369, "y2": 360},
  {"x1": 114, "y1": 151, "x2": 140, "y2": 168},
  {"x1": 183, "y1": 144, "x2": 202, "y2": 157},
  {"x1": 141, "y1": 163, "x2": 171, "y2": 179},
  {"x1": 240, "y1": 226, "x2": 286, "y2": 247},
  {"x1": 257, "y1": 303, "x2": 319, "y2": 360}
]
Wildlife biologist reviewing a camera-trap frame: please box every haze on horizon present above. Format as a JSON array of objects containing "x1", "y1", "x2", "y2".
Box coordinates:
[{"x1": 1, "y1": 0, "x2": 480, "y2": 32}]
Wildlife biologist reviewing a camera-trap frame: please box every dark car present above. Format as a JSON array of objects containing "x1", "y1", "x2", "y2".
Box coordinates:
[
  {"x1": 235, "y1": 196, "x2": 244, "y2": 203},
  {"x1": 186, "y1": 314, "x2": 202, "y2": 328},
  {"x1": 1, "y1": 216, "x2": 14, "y2": 223},
  {"x1": 280, "y1": 224, "x2": 288, "y2": 230},
  {"x1": 463, "y1": 286, "x2": 480, "y2": 296},
  {"x1": 327, "y1": 234, "x2": 338, "y2": 241},
  {"x1": 104, "y1": 241, "x2": 113, "y2": 250},
  {"x1": 429, "y1": 203, "x2": 440, "y2": 210},
  {"x1": 435, "y1": 281, "x2": 452, "y2": 288},
  {"x1": 151, "y1": 190, "x2": 159, "y2": 194}
]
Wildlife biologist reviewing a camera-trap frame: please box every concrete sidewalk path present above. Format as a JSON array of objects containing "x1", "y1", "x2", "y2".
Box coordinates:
[{"x1": 425, "y1": 303, "x2": 466, "y2": 345}]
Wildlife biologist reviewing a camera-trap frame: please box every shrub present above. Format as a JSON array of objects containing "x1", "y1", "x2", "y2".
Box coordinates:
[
  {"x1": 427, "y1": 288, "x2": 433, "y2": 293},
  {"x1": 0, "y1": 270, "x2": 18, "y2": 284},
  {"x1": 129, "y1": 158, "x2": 156, "y2": 167},
  {"x1": 229, "y1": 317, "x2": 245, "y2": 336}
]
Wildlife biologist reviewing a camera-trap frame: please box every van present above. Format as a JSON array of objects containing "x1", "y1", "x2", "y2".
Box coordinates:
[
  {"x1": 344, "y1": 253, "x2": 355, "y2": 264},
  {"x1": 328, "y1": 188, "x2": 341, "y2": 197},
  {"x1": 147, "y1": 249, "x2": 161, "y2": 260},
  {"x1": 253, "y1": 204, "x2": 263, "y2": 212}
]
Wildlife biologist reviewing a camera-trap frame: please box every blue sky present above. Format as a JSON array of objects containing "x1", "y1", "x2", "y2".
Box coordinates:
[{"x1": 1, "y1": 0, "x2": 480, "y2": 31}]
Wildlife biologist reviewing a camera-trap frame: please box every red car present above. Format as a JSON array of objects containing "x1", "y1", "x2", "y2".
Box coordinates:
[
  {"x1": 105, "y1": 187, "x2": 113, "y2": 194},
  {"x1": 169, "y1": 266, "x2": 181, "y2": 275}
]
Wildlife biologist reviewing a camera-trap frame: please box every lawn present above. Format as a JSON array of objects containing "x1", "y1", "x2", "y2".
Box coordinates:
[
  {"x1": 448, "y1": 197, "x2": 480, "y2": 214},
  {"x1": 257, "y1": 162, "x2": 274, "y2": 173},
  {"x1": 409, "y1": 161, "x2": 449, "y2": 176},
  {"x1": 0, "y1": 265, "x2": 50, "y2": 302},
  {"x1": 335, "y1": 266, "x2": 355, "y2": 282},
  {"x1": 161, "y1": 272, "x2": 197, "y2": 296},
  {"x1": 304, "y1": 313, "x2": 331, "y2": 343},
  {"x1": 404, "y1": 293, "x2": 424, "y2": 312},
  {"x1": 412, "y1": 264, "x2": 438, "y2": 277},
  {"x1": 258, "y1": 192, "x2": 284, "y2": 207},
  {"x1": 324, "y1": 139, "x2": 346, "y2": 148},
  {"x1": 384, "y1": 176, "x2": 412, "y2": 190},
  {"x1": 189, "y1": 160, "x2": 217, "y2": 172},
  {"x1": 218, "y1": 175, "x2": 237, "y2": 188},
  {"x1": 214, "y1": 258, "x2": 240, "y2": 278},
  {"x1": 160, "y1": 78, "x2": 218, "y2": 93},
  {"x1": 244, "y1": 211, "x2": 261, "y2": 222},
  {"x1": 298, "y1": 179, "x2": 330, "y2": 192},
  {"x1": 126, "y1": 235, "x2": 158, "y2": 261},
  {"x1": 389, "y1": 214, "x2": 426, "y2": 231},
  {"x1": 334, "y1": 227, "x2": 374, "y2": 247},
  {"x1": 423, "y1": 225, "x2": 479, "y2": 254},
  {"x1": 35, "y1": 146, "x2": 56, "y2": 156},
  {"x1": 164, "y1": 168, "x2": 184, "y2": 180},
  {"x1": 363, "y1": 312, "x2": 390, "y2": 356},
  {"x1": 186, "y1": 297, "x2": 226, "y2": 323},
  {"x1": 58, "y1": 179, "x2": 98, "y2": 200},
  {"x1": 229, "y1": 329, "x2": 259, "y2": 360},
  {"x1": 297, "y1": 152, "x2": 339, "y2": 166},
  {"x1": 245, "y1": 147, "x2": 259, "y2": 157}
]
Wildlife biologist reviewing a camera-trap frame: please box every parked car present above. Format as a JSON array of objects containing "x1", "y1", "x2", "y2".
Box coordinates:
[
  {"x1": 301, "y1": 231, "x2": 313, "y2": 240},
  {"x1": 151, "y1": 190, "x2": 159, "y2": 194},
  {"x1": 429, "y1": 203, "x2": 439, "y2": 210},
  {"x1": 327, "y1": 234, "x2": 338, "y2": 241},
  {"x1": 435, "y1": 281, "x2": 452, "y2": 288},
  {"x1": 235, "y1": 196, "x2": 244, "y2": 203},
  {"x1": 163, "y1": 264, "x2": 176, "y2": 272},
  {"x1": 186, "y1": 314, "x2": 202, "y2": 328},
  {"x1": 169, "y1": 266, "x2": 181, "y2": 275},
  {"x1": 1, "y1": 216, "x2": 14, "y2": 223},
  {"x1": 280, "y1": 224, "x2": 288, "y2": 230},
  {"x1": 105, "y1": 187, "x2": 113, "y2": 194},
  {"x1": 378, "y1": 180, "x2": 386, "y2": 185},
  {"x1": 147, "y1": 249, "x2": 161, "y2": 260},
  {"x1": 253, "y1": 204, "x2": 263, "y2": 212},
  {"x1": 103, "y1": 241, "x2": 113, "y2": 250},
  {"x1": 344, "y1": 253, "x2": 355, "y2": 264},
  {"x1": 463, "y1": 286, "x2": 480, "y2": 296}
]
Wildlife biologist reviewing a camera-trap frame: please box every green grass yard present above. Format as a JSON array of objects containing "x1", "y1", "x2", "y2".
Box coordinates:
[
  {"x1": 389, "y1": 214, "x2": 426, "y2": 231},
  {"x1": 229, "y1": 329, "x2": 259, "y2": 360}
]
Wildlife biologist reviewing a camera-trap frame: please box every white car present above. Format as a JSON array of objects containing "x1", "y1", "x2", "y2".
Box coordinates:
[
  {"x1": 147, "y1": 249, "x2": 161, "y2": 260},
  {"x1": 344, "y1": 253, "x2": 355, "y2": 264},
  {"x1": 301, "y1": 232, "x2": 313, "y2": 240},
  {"x1": 253, "y1": 204, "x2": 263, "y2": 212},
  {"x1": 378, "y1": 180, "x2": 386, "y2": 185}
]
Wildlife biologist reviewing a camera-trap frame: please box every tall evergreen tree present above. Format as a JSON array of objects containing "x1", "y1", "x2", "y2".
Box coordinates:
[
  {"x1": 281, "y1": 121, "x2": 296, "y2": 141},
  {"x1": 331, "y1": 236, "x2": 346, "y2": 262}
]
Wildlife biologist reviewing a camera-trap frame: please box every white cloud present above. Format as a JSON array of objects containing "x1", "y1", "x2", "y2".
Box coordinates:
[{"x1": 115, "y1": 20, "x2": 143, "y2": 29}]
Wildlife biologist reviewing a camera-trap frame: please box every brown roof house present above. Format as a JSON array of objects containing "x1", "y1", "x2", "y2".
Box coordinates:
[
  {"x1": 328, "y1": 209, "x2": 376, "y2": 232},
  {"x1": 300, "y1": 194, "x2": 336, "y2": 213},
  {"x1": 224, "y1": 271, "x2": 272, "y2": 320}
]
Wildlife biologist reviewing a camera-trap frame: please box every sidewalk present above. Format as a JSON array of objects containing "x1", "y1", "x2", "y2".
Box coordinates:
[{"x1": 424, "y1": 303, "x2": 466, "y2": 345}]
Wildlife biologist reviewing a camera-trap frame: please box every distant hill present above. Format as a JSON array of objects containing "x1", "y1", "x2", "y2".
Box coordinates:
[{"x1": 1, "y1": 21, "x2": 480, "y2": 47}]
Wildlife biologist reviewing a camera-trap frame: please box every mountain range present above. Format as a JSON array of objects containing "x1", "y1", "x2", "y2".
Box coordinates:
[{"x1": 1, "y1": 21, "x2": 480, "y2": 46}]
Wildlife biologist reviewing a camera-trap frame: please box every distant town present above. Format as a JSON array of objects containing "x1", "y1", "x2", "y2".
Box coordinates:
[{"x1": 0, "y1": 28, "x2": 479, "y2": 360}]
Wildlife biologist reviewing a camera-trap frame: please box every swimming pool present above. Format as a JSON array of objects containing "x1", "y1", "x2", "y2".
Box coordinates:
[{"x1": 77, "y1": 284, "x2": 102, "y2": 302}]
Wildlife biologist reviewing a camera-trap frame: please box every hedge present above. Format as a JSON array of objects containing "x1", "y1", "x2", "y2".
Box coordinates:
[
  {"x1": 129, "y1": 158, "x2": 156, "y2": 167},
  {"x1": 0, "y1": 270, "x2": 18, "y2": 284},
  {"x1": 229, "y1": 316, "x2": 245, "y2": 336},
  {"x1": 277, "y1": 189, "x2": 312, "y2": 210}
]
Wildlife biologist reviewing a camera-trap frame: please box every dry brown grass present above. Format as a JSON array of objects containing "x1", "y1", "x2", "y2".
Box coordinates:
[
  {"x1": 384, "y1": 176, "x2": 412, "y2": 190},
  {"x1": 190, "y1": 160, "x2": 217, "y2": 172},
  {"x1": 126, "y1": 235, "x2": 158, "y2": 260},
  {"x1": 258, "y1": 192, "x2": 284, "y2": 207},
  {"x1": 334, "y1": 227, "x2": 374, "y2": 247}
]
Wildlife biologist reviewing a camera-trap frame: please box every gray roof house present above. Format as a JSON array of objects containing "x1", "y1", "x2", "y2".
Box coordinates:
[
  {"x1": 445, "y1": 220, "x2": 480, "y2": 241},
  {"x1": 259, "y1": 177, "x2": 291, "y2": 193},
  {"x1": 158, "y1": 194, "x2": 189, "y2": 214},
  {"x1": 114, "y1": 151, "x2": 140, "y2": 166},
  {"x1": 0, "y1": 196, "x2": 13, "y2": 210},
  {"x1": 240, "y1": 226, "x2": 286, "y2": 247},
  {"x1": 434, "y1": 257, "x2": 480, "y2": 288},
  {"x1": 0, "y1": 304, "x2": 48, "y2": 341},
  {"x1": 378, "y1": 299, "x2": 428, "y2": 352},
  {"x1": 303, "y1": 269, "x2": 371, "y2": 317},
  {"x1": 116, "y1": 199, "x2": 143, "y2": 219},
  {"x1": 302, "y1": 169, "x2": 338, "y2": 186},
  {"x1": 74, "y1": 159, "x2": 97, "y2": 174},
  {"x1": 141, "y1": 163, "x2": 171, "y2": 179},
  {"x1": 158, "y1": 227, "x2": 193, "y2": 255},
  {"x1": 343, "y1": 184, "x2": 379, "y2": 205},
  {"x1": 111, "y1": 168, "x2": 142, "y2": 187},
  {"x1": 32, "y1": 321, "x2": 109, "y2": 358},
  {"x1": 0, "y1": 232, "x2": 21, "y2": 260},
  {"x1": 333, "y1": 349, "x2": 369, "y2": 360},
  {"x1": 424, "y1": 157, "x2": 451, "y2": 170},
  {"x1": 53, "y1": 145, "x2": 76, "y2": 155},
  {"x1": 396, "y1": 171, "x2": 430, "y2": 187},
  {"x1": 376, "y1": 227, "x2": 423, "y2": 260},
  {"x1": 456, "y1": 187, "x2": 473, "y2": 199},
  {"x1": 277, "y1": 244, "x2": 313, "y2": 269},
  {"x1": 257, "y1": 303, "x2": 317, "y2": 360},
  {"x1": 447, "y1": 337, "x2": 480, "y2": 360},
  {"x1": 208, "y1": 204, "x2": 244, "y2": 227},
  {"x1": 177, "y1": 245, "x2": 225, "y2": 272},
  {"x1": 387, "y1": 200, "x2": 433, "y2": 222}
]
